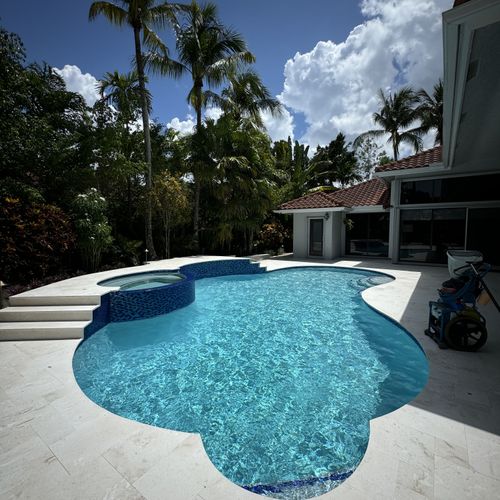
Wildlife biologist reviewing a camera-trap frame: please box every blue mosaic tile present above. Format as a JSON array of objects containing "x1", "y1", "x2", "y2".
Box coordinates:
[
  {"x1": 84, "y1": 293, "x2": 110, "y2": 339},
  {"x1": 244, "y1": 469, "x2": 354, "y2": 496},
  {"x1": 180, "y1": 259, "x2": 266, "y2": 280},
  {"x1": 84, "y1": 259, "x2": 266, "y2": 332},
  {"x1": 109, "y1": 278, "x2": 195, "y2": 322}
]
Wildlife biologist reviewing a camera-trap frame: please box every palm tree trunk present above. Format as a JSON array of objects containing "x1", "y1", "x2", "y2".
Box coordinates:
[
  {"x1": 164, "y1": 215, "x2": 170, "y2": 259},
  {"x1": 392, "y1": 133, "x2": 399, "y2": 161},
  {"x1": 134, "y1": 27, "x2": 157, "y2": 260},
  {"x1": 192, "y1": 82, "x2": 203, "y2": 253}
]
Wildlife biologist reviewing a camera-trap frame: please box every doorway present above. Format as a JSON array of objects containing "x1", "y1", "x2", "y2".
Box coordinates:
[{"x1": 309, "y1": 218, "x2": 324, "y2": 257}]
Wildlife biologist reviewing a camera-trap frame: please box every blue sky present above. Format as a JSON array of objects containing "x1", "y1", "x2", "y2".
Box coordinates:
[{"x1": 1, "y1": 0, "x2": 453, "y2": 150}]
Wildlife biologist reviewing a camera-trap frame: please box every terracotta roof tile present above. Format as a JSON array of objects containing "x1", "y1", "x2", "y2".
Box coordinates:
[
  {"x1": 330, "y1": 178, "x2": 390, "y2": 207},
  {"x1": 375, "y1": 146, "x2": 442, "y2": 173},
  {"x1": 278, "y1": 178, "x2": 389, "y2": 210},
  {"x1": 279, "y1": 190, "x2": 340, "y2": 210}
]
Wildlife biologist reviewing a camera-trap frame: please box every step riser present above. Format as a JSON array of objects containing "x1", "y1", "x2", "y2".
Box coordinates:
[
  {"x1": 9, "y1": 296, "x2": 100, "y2": 307},
  {"x1": 0, "y1": 329, "x2": 83, "y2": 340},
  {"x1": 0, "y1": 311, "x2": 93, "y2": 322}
]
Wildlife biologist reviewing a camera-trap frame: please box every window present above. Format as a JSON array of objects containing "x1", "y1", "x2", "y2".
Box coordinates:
[
  {"x1": 399, "y1": 209, "x2": 466, "y2": 263},
  {"x1": 345, "y1": 213, "x2": 389, "y2": 257},
  {"x1": 401, "y1": 173, "x2": 500, "y2": 204},
  {"x1": 467, "y1": 208, "x2": 500, "y2": 266}
]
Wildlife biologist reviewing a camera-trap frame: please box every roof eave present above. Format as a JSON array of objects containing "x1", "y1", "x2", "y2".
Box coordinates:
[
  {"x1": 442, "y1": 0, "x2": 500, "y2": 169},
  {"x1": 374, "y1": 162, "x2": 447, "y2": 178},
  {"x1": 274, "y1": 207, "x2": 346, "y2": 214}
]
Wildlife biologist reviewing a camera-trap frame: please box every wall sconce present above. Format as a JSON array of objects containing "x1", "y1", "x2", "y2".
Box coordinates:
[{"x1": 324, "y1": 212, "x2": 330, "y2": 221}]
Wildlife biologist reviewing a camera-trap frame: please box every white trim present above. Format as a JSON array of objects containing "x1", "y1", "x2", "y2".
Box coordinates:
[
  {"x1": 398, "y1": 200, "x2": 500, "y2": 210},
  {"x1": 442, "y1": 0, "x2": 500, "y2": 168},
  {"x1": 396, "y1": 168, "x2": 500, "y2": 183},
  {"x1": 348, "y1": 205, "x2": 388, "y2": 213},
  {"x1": 274, "y1": 207, "x2": 345, "y2": 214},
  {"x1": 374, "y1": 163, "x2": 446, "y2": 179}
]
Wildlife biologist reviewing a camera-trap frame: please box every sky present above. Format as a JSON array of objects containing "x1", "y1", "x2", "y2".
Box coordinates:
[{"x1": 2, "y1": 0, "x2": 454, "y2": 154}]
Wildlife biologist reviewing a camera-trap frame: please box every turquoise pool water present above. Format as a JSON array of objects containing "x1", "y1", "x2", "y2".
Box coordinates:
[{"x1": 73, "y1": 268, "x2": 428, "y2": 498}]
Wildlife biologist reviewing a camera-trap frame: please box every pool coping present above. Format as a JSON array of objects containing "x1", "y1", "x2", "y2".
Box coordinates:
[{"x1": 1, "y1": 256, "x2": 499, "y2": 499}]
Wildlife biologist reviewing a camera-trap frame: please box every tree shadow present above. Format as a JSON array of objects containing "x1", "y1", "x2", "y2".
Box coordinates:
[{"x1": 269, "y1": 255, "x2": 500, "y2": 436}]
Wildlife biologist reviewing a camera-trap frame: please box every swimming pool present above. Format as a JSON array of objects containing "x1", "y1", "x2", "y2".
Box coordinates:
[
  {"x1": 98, "y1": 271, "x2": 184, "y2": 291},
  {"x1": 74, "y1": 267, "x2": 428, "y2": 499}
]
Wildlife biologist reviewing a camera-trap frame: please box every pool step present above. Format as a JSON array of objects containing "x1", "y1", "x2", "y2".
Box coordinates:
[
  {"x1": 8, "y1": 294, "x2": 101, "y2": 307},
  {"x1": 0, "y1": 321, "x2": 88, "y2": 340},
  {"x1": 0, "y1": 300, "x2": 97, "y2": 340},
  {"x1": 0, "y1": 305, "x2": 97, "y2": 322}
]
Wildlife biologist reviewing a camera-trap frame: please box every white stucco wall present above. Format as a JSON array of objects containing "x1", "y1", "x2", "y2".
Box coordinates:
[{"x1": 292, "y1": 212, "x2": 344, "y2": 259}]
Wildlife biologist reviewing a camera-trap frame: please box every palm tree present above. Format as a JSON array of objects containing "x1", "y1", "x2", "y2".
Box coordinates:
[
  {"x1": 98, "y1": 70, "x2": 151, "y2": 216},
  {"x1": 207, "y1": 70, "x2": 282, "y2": 128},
  {"x1": 89, "y1": 0, "x2": 181, "y2": 260},
  {"x1": 98, "y1": 70, "x2": 149, "y2": 127},
  {"x1": 148, "y1": 0, "x2": 255, "y2": 250},
  {"x1": 417, "y1": 79, "x2": 443, "y2": 145},
  {"x1": 354, "y1": 86, "x2": 424, "y2": 161}
]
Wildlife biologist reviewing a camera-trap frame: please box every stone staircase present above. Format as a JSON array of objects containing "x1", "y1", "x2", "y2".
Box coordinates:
[{"x1": 0, "y1": 295, "x2": 101, "y2": 341}]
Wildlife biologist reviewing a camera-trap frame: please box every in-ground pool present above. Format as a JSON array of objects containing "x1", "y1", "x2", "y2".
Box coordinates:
[
  {"x1": 74, "y1": 267, "x2": 428, "y2": 499},
  {"x1": 98, "y1": 271, "x2": 184, "y2": 291}
]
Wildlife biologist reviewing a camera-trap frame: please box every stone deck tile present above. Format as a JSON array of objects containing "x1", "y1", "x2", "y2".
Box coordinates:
[{"x1": 1, "y1": 256, "x2": 499, "y2": 499}]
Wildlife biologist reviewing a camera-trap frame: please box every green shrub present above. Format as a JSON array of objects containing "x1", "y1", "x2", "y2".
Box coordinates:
[
  {"x1": 72, "y1": 188, "x2": 113, "y2": 272},
  {"x1": 0, "y1": 196, "x2": 76, "y2": 284}
]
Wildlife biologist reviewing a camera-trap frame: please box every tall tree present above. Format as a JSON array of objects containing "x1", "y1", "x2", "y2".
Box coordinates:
[
  {"x1": 310, "y1": 133, "x2": 361, "y2": 188},
  {"x1": 417, "y1": 79, "x2": 443, "y2": 146},
  {"x1": 149, "y1": 0, "x2": 255, "y2": 250},
  {"x1": 98, "y1": 70, "x2": 148, "y2": 127},
  {"x1": 354, "y1": 137, "x2": 389, "y2": 180},
  {"x1": 208, "y1": 69, "x2": 282, "y2": 128},
  {"x1": 89, "y1": 0, "x2": 180, "y2": 260},
  {"x1": 354, "y1": 86, "x2": 424, "y2": 161},
  {"x1": 96, "y1": 71, "x2": 150, "y2": 227}
]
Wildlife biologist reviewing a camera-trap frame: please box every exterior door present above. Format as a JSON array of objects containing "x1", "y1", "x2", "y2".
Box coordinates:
[{"x1": 309, "y1": 218, "x2": 324, "y2": 257}]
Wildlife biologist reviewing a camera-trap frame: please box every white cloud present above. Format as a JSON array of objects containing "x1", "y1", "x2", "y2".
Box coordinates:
[
  {"x1": 53, "y1": 64, "x2": 100, "y2": 106},
  {"x1": 279, "y1": 0, "x2": 453, "y2": 153},
  {"x1": 205, "y1": 107, "x2": 223, "y2": 122},
  {"x1": 166, "y1": 107, "x2": 224, "y2": 136},
  {"x1": 261, "y1": 106, "x2": 295, "y2": 142},
  {"x1": 167, "y1": 114, "x2": 196, "y2": 136}
]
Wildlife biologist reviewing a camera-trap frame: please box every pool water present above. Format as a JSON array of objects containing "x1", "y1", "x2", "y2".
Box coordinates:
[{"x1": 73, "y1": 268, "x2": 428, "y2": 498}]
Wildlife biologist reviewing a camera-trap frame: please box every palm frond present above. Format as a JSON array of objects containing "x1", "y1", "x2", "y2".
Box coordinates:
[{"x1": 89, "y1": 1, "x2": 127, "y2": 25}]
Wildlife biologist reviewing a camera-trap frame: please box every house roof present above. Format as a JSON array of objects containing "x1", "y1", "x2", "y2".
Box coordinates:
[
  {"x1": 278, "y1": 178, "x2": 390, "y2": 211},
  {"x1": 278, "y1": 190, "x2": 342, "y2": 210},
  {"x1": 375, "y1": 145, "x2": 442, "y2": 173},
  {"x1": 330, "y1": 177, "x2": 390, "y2": 207}
]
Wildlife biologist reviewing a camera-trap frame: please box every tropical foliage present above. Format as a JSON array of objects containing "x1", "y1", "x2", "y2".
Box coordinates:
[
  {"x1": 71, "y1": 189, "x2": 113, "y2": 272},
  {"x1": 0, "y1": 12, "x2": 443, "y2": 288},
  {"x1": 355, "y1": 83, "x2": 444, "y2": 160},
  {"x1": 89, "y1": 0, "x2": 182, "y2": 259},
  {"x1": 417, "y1": 79, "x2": 443, "y2": 146}
]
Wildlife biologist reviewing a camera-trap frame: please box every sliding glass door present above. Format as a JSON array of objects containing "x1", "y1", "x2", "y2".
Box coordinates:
[
  {"x1": 345, "y1": 213, "x2": 389, "y2": 257},
  {"x1": 399, "y1": 208, "x2": 466, "y2": 263}
]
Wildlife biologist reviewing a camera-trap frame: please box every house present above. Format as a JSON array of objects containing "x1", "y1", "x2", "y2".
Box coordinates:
[{"x1": 275, "y1": 0, "x2": 500, "y2": 266}]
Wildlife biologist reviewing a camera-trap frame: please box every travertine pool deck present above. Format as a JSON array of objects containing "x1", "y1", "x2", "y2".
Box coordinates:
[{"x1": 1, "y1": 256, "x2": 499, "y2": 499}]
